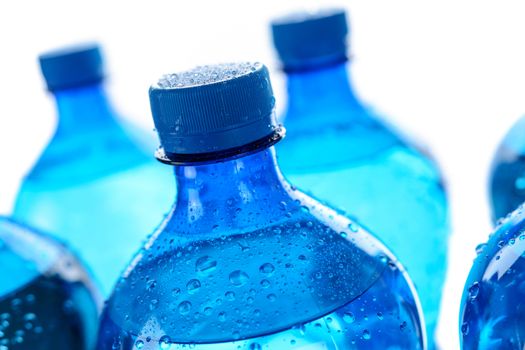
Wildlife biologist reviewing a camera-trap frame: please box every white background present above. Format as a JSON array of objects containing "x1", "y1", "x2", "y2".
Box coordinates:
[{"x1": 2, "y1": 1, "x2": 525, "y2": 348}]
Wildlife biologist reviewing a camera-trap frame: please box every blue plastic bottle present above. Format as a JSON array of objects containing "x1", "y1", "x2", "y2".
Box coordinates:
[
  {"x1": 96, "y1": 63, "x2": 425, "y2": 349},
  {"x1": 271, "y1": 10, "x2": 450, "y2": 346},
  {"x1": 459, "y1": 207, "x2": 525, "y2": 349},
  {"x1": 0, "y1": 216, "x2": 100, "y2": 349},
  {"x1": 12, "y1": 45, "x2": 173, "y2": 295},
  {"x1": 489, "y1": 117, "x2": 525, "y2": 223}
]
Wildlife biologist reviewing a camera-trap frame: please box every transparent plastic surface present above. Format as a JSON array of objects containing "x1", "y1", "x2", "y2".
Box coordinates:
[
  {"x1": 460, "y1": 206, "x2": 525, "y2": 349},
  {"x1": 490, "y1": 116, "x2": 525, "y2": 223},
  {"x1": 13, "y1": 84, "x2": 174, "y2": 295},
  {"x1": 276, "y1": 62, "x2": 449, "y2": 348},
  {"x1": 0, "y1": 217, "x2": 100, "y2": 349},
  {"x1": 97, "y1": 148, "x2": 425, "y2": 349}
]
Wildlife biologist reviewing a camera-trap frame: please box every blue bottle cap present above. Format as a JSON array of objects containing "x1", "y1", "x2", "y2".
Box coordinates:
[
  {"x1": 150, "y1": 62, "x2": 282, "y2": 163},
  {"x1": 39, "y1": 44, "x2": 104, "y2": 91},
  {"x1": 271, "y1": 9, "x2": 348, "y2": 71}
]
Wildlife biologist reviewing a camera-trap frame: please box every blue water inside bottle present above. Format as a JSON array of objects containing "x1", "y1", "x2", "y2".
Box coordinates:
[
  {"x1": 13, "y1": 82, "x2": 174, "y2": 295},
  {"x1": 276, "y1": 61, "x2": 449, "y2": 346},
  {"x1": 490, "y1": 116, "x2": 525, "y2": 223},
  {"x1": 0, "y1": 217, "x2": 100, "y2": 349},
  {"x1": 96, "y1": 62, "x2": 425, "y2": 349},
  {"x1": 459, "y1": 206, "x2": 525, "y2": 349}
]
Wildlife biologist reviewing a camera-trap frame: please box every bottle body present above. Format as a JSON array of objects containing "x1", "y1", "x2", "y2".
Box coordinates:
[
  {"x1": 460, "y1": 206, "x2": 525, "y2": 349},
  {"x1": 0, "y1": 217, "x2": 100, "y2": 349},
  {"x1": 13, "y1": 85, "x2": 174, "y2": 295},
  {"x1": 490, "y1": 116, "x2": 525, "y2": 223},
  {"x1": 277, "y1": 63, "x2": 450, "y2": 347},
  {"x1": 97, "y1": 148, "x2": 425, "y2": 349}
]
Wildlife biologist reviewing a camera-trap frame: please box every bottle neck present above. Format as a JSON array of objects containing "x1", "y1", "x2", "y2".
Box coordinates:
[
  {"x1": 284, "y1": 61, "x2": 364, "y2": 126},
  {"x1": 26, "y1": 82, "x2": 149, "y2": 185},
  {"x1": 52, "y1": 83, "x2": 120, "y2": 137},
  {"x1": 169, "y1": 147, "x2": 291, "y2": 228}
]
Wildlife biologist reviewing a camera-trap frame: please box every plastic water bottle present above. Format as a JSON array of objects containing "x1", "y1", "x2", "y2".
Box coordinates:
[
  {"x1": 489, "y1": 116, "x2": 525, "y2": 223},
  {"x1": 0, "y1": 216, "x2": 100, "y2": 349},
  {"x1": 271, "y1": 10, "x2": 450, "y2": 346},
  {"x1": 459, "y1": 206, "x2": 525, "y2": 349},
  {"x1": 96, "y1": 62, "x2": 425, "y2": 349},
  {"x1": 12, "y1": 45, "x2": 174, "y2": 295}
]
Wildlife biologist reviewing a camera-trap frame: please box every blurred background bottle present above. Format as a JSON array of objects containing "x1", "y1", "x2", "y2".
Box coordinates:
[
  {"x1": 459, "y1": 207, "x2": 525, "y2": 349},
  {"x1": 12, "y1": 44, "x2": 174, "y2": 296},
  {"x1": 490, "y1": 116, "x2": 525, "y2": 223},
  {"x1": 0, "y1": 217, "x2": 99, "y2": 349},
  {"x1": 271, "y1": 9, "x2": 450, "y2": 347},
  {"x1": 97, "y1": 63, "x2": 425, "y2": 349}
]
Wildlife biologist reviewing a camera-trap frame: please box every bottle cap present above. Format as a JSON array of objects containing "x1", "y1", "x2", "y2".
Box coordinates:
[
  {"x1": 271, "y1": 9, "x2": 348, "y2": 71},
  {"x1": 149, "y1": 62, "x2": 282, "y2": 163},
  {"x1": 39, "y1": 44, "x2": 104, "y2": 91}
]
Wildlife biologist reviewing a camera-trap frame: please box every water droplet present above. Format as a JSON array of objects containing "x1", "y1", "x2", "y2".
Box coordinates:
[
  {"x1": 259, "y1": 263, "x2": 275, "y2": 275},
  {"x1": 267, "y1": 294, "x2": 277, "y2": 302},
  {"x1": 146, "y1": 279, "x2": 157, "y2": 291},
  {"x1": 461, "y1": 322, "x2": 469, "y2": 335},
  {"x1": 376, "y1": 312, "x2": 383, "y2": 320},
  {"x1": 195, "y1": 256, "x2": 218, "y2": 275},
  {"x1": 249, "y1": 343, "x2": 262, "y2": 350},
  {"x1": 475, "y1": 243, "x2": 486, "y2": 255},
  {"x1": 186, "y1": 279, "x2": 201, "y2": 294},
  {"x1": 348, "y1": 222, "x2": 359, "y2": 232},
  {"x1": 159, "y1": 335, "x2": 171, "y2": 349},
  {"x1": 225, "y1": 291, "x2": 236, "y2": 301},
  {"x1": 362, "y1": 330, "x2": 371, "y2": 340},
  {"x1": 292, "y1": 323, "x2": 306, "y2": 336},
  {"x1": 23, "y1": 313, "x2": 36, "y2": 322},
  {"x1": 135, "y1": 340, "x2": 144, "y2": 349},
  {"x1": 260, "y1": 279, "x2": 271, "y2": 288},
  {"x1": 343, "y1": 312, "x2": 355, "y2": 323},
  {"x1": 178, "y1": 301, "x2": 192, "y2": 315},
  {"x1": 218, "y1": 312, "x2": 227, "y2": 322},
  {"x1": 149, "y1": 299, "x2": 159, "y2": 311},
  {"x1": 468, "y1": 282, "x2": 480, "y2": 300},
  {"x1": 229, "y1": 270, "x2": 250, "y2": 286},
  {"x1": 516, "y1": 177, "x2": 525, "y2": 190}
]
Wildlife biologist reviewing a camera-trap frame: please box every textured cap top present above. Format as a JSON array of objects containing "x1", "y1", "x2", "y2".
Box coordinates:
[
  {"x1": 39, "y1": 44, "x2": 104, "y2": 91},
  {"x1": 271, "y1": 9, "x2": 348, "y2": 70},
  {"x1": 149, "y1": 62, "x2": 279, "y2": 158}
]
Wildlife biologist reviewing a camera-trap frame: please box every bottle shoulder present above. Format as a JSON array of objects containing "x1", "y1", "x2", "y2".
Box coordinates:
[
  {"x1": 103, "y1": 190, "x2": 400, "y2": 344},
  {"x1": 277, "y1": 107, "x2": 442, "y2": 176},
  {"x1": 20, "y1": 121, "x2": 158, "y2": 188}
]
